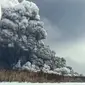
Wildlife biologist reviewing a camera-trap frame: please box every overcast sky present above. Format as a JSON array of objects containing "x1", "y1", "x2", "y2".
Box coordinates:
[{"x1": 33, "y1": 0, "x2": 85, "y2": 75}]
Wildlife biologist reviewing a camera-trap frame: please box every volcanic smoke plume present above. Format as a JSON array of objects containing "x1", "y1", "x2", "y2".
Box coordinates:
[
  {"x1": 0, "y1": 0, "x2": 79, "y2": 76},
  {"x1": 0, "y1": 0, "x2": 54, "y2": 70}
]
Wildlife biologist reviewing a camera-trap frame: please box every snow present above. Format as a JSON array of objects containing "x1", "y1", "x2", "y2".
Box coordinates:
[{"x1": 0, "y1": 82, "x2": 85, "y2": 85}]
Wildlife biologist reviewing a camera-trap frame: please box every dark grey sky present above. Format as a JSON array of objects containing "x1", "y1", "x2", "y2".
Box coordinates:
[
  {"x1": 34, "y1": 0, "x2": 85, "y2": 41},
  {"x1": 33, "y1": 0, "x2": 85, "y2": 75}
]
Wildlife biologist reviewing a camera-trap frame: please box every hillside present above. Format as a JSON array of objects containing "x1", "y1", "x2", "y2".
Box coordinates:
[{"x1": 0, "y1": 69, "x2": 84, "y2": 82}]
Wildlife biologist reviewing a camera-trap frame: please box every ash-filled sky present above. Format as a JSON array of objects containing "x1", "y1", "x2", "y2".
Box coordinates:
[
  {"x1": 33, "y1": 0, "x2": 85, "y2": 75},
  {"x1": 0, "y1": 0, "x2": 85, "y2": 75}
]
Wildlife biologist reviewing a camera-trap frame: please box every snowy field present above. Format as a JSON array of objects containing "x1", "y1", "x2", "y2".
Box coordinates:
[{"x1": 0, "y1": 82, "x2": 85, "y2": 85}]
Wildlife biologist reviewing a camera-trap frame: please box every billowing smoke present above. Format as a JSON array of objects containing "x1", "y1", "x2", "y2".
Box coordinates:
[
  {"x1": 0, "y1": 0, "x2": 80, "y2": 76},
  {"x1": 0, "y1": 0, "x2": 49, "y2": 69},
  {"x1": 0, "y1": 0, "x2": 19, "y2": 19}
]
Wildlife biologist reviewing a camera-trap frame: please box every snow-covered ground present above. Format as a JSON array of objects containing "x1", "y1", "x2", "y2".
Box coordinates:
[{"x1": 0, "y1": 82, "x2": 85, "y2": 85}]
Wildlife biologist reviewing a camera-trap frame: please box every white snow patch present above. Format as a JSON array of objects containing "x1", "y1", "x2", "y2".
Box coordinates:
[{"x1": 0, "y1": 82, "x2": 85, "y2": 85}]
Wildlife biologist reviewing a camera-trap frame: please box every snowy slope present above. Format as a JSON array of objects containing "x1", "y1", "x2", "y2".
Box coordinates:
[{"x1": 0, "y1": 82, "x2": 85, "y2": 85}]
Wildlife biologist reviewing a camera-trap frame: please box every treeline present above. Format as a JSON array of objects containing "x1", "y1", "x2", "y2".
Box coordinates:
[{"x1": 0, "y1": 69, "x2": 84, "y2": 82}]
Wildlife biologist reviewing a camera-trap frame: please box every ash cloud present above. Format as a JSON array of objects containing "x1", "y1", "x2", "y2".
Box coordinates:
[
  {"x1": 0, "y1": 0, "x2": 81, "y2": 76},
  {"x1": 0, "y1": 0, "x2": 46, "y2": 69}
]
